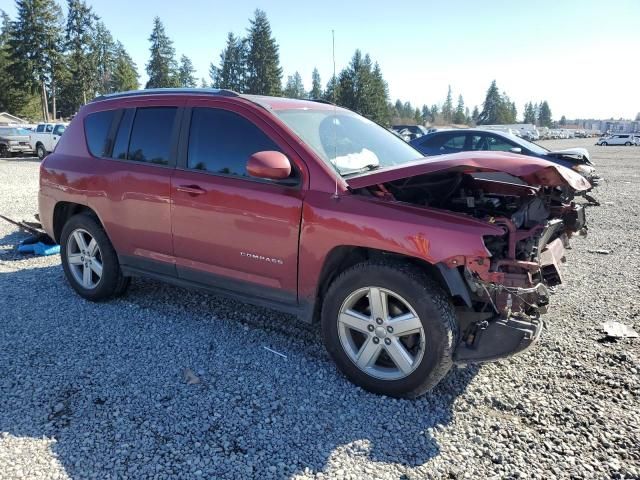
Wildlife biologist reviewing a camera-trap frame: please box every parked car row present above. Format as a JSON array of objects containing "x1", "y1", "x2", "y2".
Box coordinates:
[
  {"x1": 0, "y1": 122, "x2": 68, "y2": 159},
  {"x1": 39, "y1": 88, "x2": 591, "y2": 398}
]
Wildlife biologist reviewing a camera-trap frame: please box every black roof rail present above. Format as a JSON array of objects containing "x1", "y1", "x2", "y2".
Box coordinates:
[
  {"x1": 308, "y1": 98, "x2": 334, "y2": 105},
  {"x1": 91, "y1": 88, "x2": 240, "y2": 102}
]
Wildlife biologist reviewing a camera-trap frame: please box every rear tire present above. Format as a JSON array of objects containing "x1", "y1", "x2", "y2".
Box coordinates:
[
  {"x1": 0, "y1": 144, "x2": 8, "y2": 158},
  {"x1": 60, "y1": 213, "x2": 129, "y2": 301},
  {"x1": 321, "y1": 261, "x2": 458, "y2": 398},
  {"x1": 625, "y1": 142, "x2": 631, "y2": 146},
  {"x1": 601, "y1": 142, "x2": 608, "y2": 146}
]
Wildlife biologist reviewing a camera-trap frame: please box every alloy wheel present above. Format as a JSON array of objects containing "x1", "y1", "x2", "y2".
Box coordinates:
[
  {"x1": 337, "y1": 286, "x2": 425, "y2": 380},
  {"x1": 66, "y1": 228, "x2": 103, "y2": 289}
]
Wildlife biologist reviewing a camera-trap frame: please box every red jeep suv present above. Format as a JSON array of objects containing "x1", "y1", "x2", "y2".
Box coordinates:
[{"x1": 39, "y1": 89, "x2": 589, "y2": 398}]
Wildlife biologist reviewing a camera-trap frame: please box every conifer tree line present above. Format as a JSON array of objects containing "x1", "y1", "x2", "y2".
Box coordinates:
[
  {"x1": 0, "y1": 0, "x2": 140, "y2": 120},
  {"x1": 391, "y1": 81, "x2": 554, "y2": 128},
  {"x1": 0, "y1": 2, "x2": 554, "y2": 127}
]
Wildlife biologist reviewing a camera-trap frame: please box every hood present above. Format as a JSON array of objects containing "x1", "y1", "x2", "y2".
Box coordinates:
[
  {"x1": 545, "y1": 147, "x2": 592, "y2": 165},
  {"x1": 346, "y1": 151, "x2": 592, "y2": 192}
]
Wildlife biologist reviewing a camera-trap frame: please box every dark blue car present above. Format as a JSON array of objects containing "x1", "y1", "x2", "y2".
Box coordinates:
[{"x1": 409, "y1": 128, "x2": 599, "y2": 185}]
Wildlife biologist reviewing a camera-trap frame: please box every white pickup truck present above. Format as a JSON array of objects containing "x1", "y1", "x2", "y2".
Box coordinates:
[{"x1": 30, "y1": 122, "x2": 68, "y2": 159}]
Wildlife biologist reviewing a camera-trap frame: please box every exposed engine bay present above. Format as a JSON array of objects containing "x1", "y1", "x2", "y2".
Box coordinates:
[{"x1": 354, "y1": 170, "x2": 588, "y2": 339}]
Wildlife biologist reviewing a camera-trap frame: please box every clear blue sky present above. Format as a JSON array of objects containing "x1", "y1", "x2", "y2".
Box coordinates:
[{"x1": 2, "y1": 0, "x2": 639, "y2": 119}]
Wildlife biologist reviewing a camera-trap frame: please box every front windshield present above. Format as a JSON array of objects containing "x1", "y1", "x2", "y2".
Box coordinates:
[
  {"x1": 274, "y1": 109, "x2": 423, "y2": 176},
  {"x1": 510, "y1": 133, "x2": 548, "y2": 155}
]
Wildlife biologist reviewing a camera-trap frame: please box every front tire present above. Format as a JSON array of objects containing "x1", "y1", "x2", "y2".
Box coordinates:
[
  {"x1": 601, "y1": 142, "x2": 608, "y2": 146},
  {"x1": 625, "y1": 142, "x2": 631, "y2": 146},
  {"x1": 60, "y1": 213, "x2": 130, "y2": 301},
  {"x1": 321, "y1": 261, "x2": 457, "y2": 398}
]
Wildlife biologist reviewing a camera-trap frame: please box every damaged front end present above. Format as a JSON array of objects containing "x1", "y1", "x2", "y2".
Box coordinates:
[{"x1": 348, "y1": 154, "x2": 589, "y2": 364}]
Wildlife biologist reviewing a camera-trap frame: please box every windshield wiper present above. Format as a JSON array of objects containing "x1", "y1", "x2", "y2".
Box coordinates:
[{"x1": 340, "y1": 164, "x2": 380, "y2": 177}]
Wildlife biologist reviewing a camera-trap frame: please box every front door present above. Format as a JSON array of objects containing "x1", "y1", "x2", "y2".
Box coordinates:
[{"x1": 170, "y1": 103, "x2": 305, "y2": 305}]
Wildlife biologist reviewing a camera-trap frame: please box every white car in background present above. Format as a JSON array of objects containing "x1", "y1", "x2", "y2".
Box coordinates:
[
  {"x1": 29, "y1": 122, "x2": 68, "y2": 159},
  {"x1": 596, "y1": 134, "x2": 638, "y2": 146}
]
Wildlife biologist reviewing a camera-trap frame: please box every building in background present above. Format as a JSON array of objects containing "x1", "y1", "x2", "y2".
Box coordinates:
[{"x1": 0, "y1": 112, "x2": 28, "y2": 126}]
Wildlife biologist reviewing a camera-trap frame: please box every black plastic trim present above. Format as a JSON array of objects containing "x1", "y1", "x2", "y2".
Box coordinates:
[{"x1": 92, "y1": 88, "x2": 239, "y2": 103}]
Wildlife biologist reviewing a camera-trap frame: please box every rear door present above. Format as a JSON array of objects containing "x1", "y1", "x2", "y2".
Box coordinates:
[
  {"x1": 84, "y1": 101, "x2": 184, "y2": 275},
  {"x1": 170, "y1": 101, "x2": 305, "y2": 304}
]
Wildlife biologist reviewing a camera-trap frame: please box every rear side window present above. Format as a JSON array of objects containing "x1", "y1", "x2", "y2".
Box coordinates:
[
  {"x1": 85, "y1": 110, "x2": 116, "y2": 157},
  {"x1": 127, "y1": 107, "x2": 177, "y2": 165},
  {"x1": 187, "y1": 108, "x2": 280, "y2": 176}
]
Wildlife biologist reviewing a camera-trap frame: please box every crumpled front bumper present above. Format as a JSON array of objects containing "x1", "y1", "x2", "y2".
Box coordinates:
[{"x1": 454, "y1": 315, "x2": 543, "y2": 364}]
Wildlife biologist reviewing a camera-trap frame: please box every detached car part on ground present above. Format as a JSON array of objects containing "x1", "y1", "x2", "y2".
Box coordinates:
[{"x1": 38, "y1": 90, "x2": 589, "y2": 398}]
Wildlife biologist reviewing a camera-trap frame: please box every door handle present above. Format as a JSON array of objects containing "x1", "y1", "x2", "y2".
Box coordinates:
[{"x1": 176, "y1": 185, "x2": 206, "y2": 195}]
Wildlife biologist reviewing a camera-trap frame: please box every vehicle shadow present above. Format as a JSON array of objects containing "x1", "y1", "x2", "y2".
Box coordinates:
[{"x1": 0, "y1": 263, "x2": 480, "y2": 478}]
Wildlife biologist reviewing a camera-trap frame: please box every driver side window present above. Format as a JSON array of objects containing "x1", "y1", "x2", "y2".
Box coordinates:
[{"x1": 187, "y1": 107, "x2": 288, "y2": 179}]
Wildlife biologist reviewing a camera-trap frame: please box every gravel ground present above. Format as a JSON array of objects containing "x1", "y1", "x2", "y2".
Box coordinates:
[{"x1": 0, "y1": 139, "x2": 639, "y2": 479}]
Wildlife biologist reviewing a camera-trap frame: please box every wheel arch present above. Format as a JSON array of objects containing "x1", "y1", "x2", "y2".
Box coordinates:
[
  {"x1": 311, "y1": 245, "x2": 470, "y2": 323},
  {"x1": 52, "y1": 202, "x2": 102, "y2": 244}
]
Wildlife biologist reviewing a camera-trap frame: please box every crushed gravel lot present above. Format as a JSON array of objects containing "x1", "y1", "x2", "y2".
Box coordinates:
[{"x1": 1, "y1": 138, "x2": 639, "y2": 479}]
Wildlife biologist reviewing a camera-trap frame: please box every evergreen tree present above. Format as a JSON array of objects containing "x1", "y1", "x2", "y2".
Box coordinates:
[
  {"x1": 453, "y1": 94, "x2": 466, "y2": 124},
  {"x1": 369, "y1": 62, "x2": 390, "y2": 125},
  {"x1": 464, "y1": 106, "x2": 471, "y2": 124},
  {"x1": 177, "y1": 55, "x2": 197, "y2": 88},
  {"x1": 323, "y1": 74, "x2": 339, "y2": 102},
  {"x1": 309, "y1": 67, "x2": 322, "y2": 99},
  {"x1": 335, "y1": 50, "x2": 389, "y2": 125},
  {"x1": 283, "y1": 71, "x2": 305, "y2": 98},
  {"x1": 210, "y1": 32, "x2": 247, "y2": 92},
  {"x1": 421, "y1": 104, "x2": 431, "y2": 123},
  {"x1": 65, "y1": 0, "x2": 98, "y2": 108},
  {"x1": 0, "y1": 10, "x2": 33, "y2": 115},
  {"x1": 441, "y1": 85, "x2": 453, "y2": 123},
  {"x1": 413, "y1": 107, "x2": 421, "y2": 125},
  {"x1": 402, "y1": 101, "x2": 412, "y2": 119},
  {"x1": 523, "y1": 102, "x2": 537, "y2": 124},
  {"x1": 538, "y1": 101, "x2": 552, "y2": 127},
  {"x1": 111, "y1": 41, "x2": 139, "y2": 92},
  {"x1": 245, "y1": 9, "x2": 282, "y2": 95},
  {"x1": 559, "y1": 115, "x2": 567, "y2": 126},
  {"x1": 93, "y1": 20, "x2": 116, "y2": 95},
  {"x1": 145, "y1": 17, "x2": 178, "y2": 88},
  {"x1": 200, "y1": 77, "x2": 209, "y2": 88},
  {"x1": 478, "y1": 80, "x2": 517, "y2": 125},
  {"x1": 430, "y1": 104, "x2": 439, "y2": 123},
  {"x1": 471, "y1": 106, "x2": 479, "y2": 124},
  {"x1": 9, "y1": 0, "x2": 64, "y2": 120}
]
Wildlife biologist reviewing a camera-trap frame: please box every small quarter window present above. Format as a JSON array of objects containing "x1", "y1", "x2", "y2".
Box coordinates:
[{"x1": 85, "y1": 110, "x2": 117, "y2": 157}]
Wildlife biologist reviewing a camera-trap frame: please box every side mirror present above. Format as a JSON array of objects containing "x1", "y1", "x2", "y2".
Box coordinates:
[
  {"x1": 510, "y1": 147, "x2": 522, "y2": 154},
  {"x1": 247, "y1": 151, "x2": 292, "y2": 180}
]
